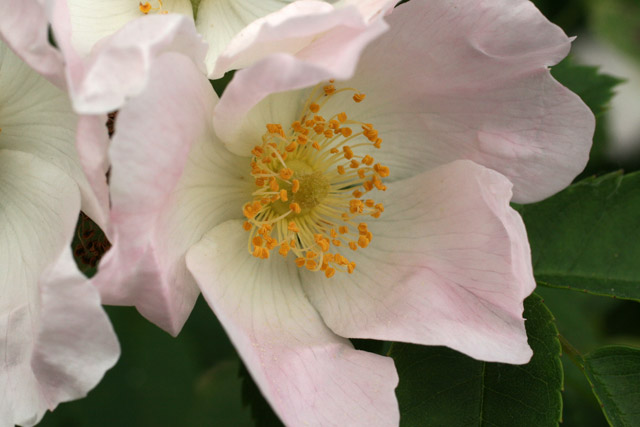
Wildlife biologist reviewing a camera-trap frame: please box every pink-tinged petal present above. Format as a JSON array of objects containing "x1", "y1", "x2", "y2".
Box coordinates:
[
  {"x1": 0, "y1": 41, "x2": 106, "y2": 229},
  {"x1": 74, "y1": 114, "x2": 110, "y2": 230},
  {"x1": 186, "y1": 220, "x2": 399, "y2": 426},
  {"x1": 0, "y1": 149, "x2": 119, "y2": 426},
  {"x1": 66, "y1": 14, "x2": 207, "y2": 114},
  {"x1": 336, "y1": 0, "x2": 593, "y2": 203},
  {"x1": 0, "y1": 0, "x2": 66, "y2": 88},
  {"x1": 216, "y1": 0, "x2": 593, "y2": 202},
  {"x1": 213, "y1": 19, "x2": 389, "y2": 152},
  {"x1": 209, "y1": 0, "x2": 394, "y2": 79},
  {"x1": 92, "y1": 52, "x2": 218, "y2": 335},
  {"x1": 302, "y1": 160, "x2": 535, "y2": 364}
]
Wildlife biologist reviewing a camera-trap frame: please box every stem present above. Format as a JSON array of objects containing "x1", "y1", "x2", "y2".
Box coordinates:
[{"x1": 558, "y1": 334, "x2": 585, "y2": 369}]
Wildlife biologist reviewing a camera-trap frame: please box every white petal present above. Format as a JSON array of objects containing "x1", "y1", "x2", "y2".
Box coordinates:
[
  {"x1": 302, "y1": 161, "x2": 534, "y2": 364},
  {"x1": 0, "y1": 41, "x2": 105, "y2": 229},
  {"x1": 67, "y1": 0, "x2": 193, "y2": 56},
  {"x1": 186, "y1": 219, "x2": 399, "y2": 426},
  {"x1": 197, "y1": 0, "x2": 292, "y2": 75},
  {"x1": 0, "y1": 149, "x2": 118, "y2": 426}
]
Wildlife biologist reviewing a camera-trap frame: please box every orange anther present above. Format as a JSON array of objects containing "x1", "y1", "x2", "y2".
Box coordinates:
[
  {"x1": 288, "y1": 221, "x2": 300, "y2": 232},
  {"x1": 310, "y1": 103, "x2": 320, "y2": 113},
  {"x1": 285, "y1": 141, "x2": 298, "y2": 152},
  {"x1": 280, "y1": 168, "x2": 294, "y2": 180},
  {"x1": 280, "y1": 189, "x2": 288, "y2": 202},
  {"x1": 374, "y1": 164, "x2": 390, "y2": 177},
  {"x1": 243, "y1": 221, "x2": 252, "y2": 231},
  {"x1": 291, "y1": 179, "x2": 300, "y2": 193},
  {"x1": 323, "y1": 84, "x2": 336, "y2": 95},
  {"x1": 279, "y1": 243, "x2": 291, "y2": 257},
  {"x1": 139, "y1": 2, "x2": 152, "y2": 13},
  {"x1": 290, "y1": 203, "x2": 301, "y2": 214},
  {"x1": 353, "y1": 93, "x2": 366, "y2": 103},
  {"x1": 295, "y1": 258, "x2": 306, "y2": 267},
  {"x1": 337, "y1": 112, "x2": 347, "y2": 123}
]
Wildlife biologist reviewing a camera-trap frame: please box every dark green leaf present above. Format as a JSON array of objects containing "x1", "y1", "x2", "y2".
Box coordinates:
[
  {"x1": 40, "y1": 298, "x2": 243, "y2": 426},
  {"x1": 186, "y1": 360, "x2": 253, "y2": 426},
  {"x1": 516, "y1": 171, "x2": 640, "y2": 301},
  {"x1": 210, "y1": 70, "x2": 235, "y2": 97},
  {"x1": 390, "y1": 294, "x2": 562, "y2": 426},
  {"x1": 583, "y1": 346, "x2": 640, "y2": 426},
  {"x1": 239, "y1": 362, "x2": 283, "y2": 427},
  {"x1": 550, "y1": 57, "x2": 623, "y2": 180}
]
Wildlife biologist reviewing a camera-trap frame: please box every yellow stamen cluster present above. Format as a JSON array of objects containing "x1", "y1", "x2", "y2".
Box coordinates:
[
  {"x1": 241, "y1": 81, "x2": 389, "y2": 278},
  {"x1": 139, "y1": 0, "x2": 168, "y2": 14}
]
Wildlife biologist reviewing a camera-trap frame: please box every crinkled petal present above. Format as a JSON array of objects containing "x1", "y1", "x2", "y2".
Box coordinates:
[
  {"x1": 67, "y1": 0, "x2": 193, "y2": 57},
  {"x1": 213, "y1": 12, "x2": 389, "y2": 152},
  {"x1": 0, "y1": 41, "x2": 106, "y2": 228},
  {"x1": 93, "y1": 52, "x2": 220, "y2": 335},
  {"x1": 186, "y1": 219, "x2": 399, "y2": 426},
  {"x1": 0, "y1": 0, "x2": 66, "y2": 88},
  {"x1": 74, "y1": 114, "x2": 110, "y2": 229},
  {"x1": 302, "y1": 160, "x2": 535, "y2": 364},
  {"x1": 0, "y1": 149, "x2": 118, "y2": 427},
  {"x1": 207, "y1": 0, "x2": 394, "y2": 79},
  {"x1": 67, "y1": 14, "x2": 207, "y2": 114},
  {"x1": 215, "y1": 0, "x2": 593, "y2": 202}
]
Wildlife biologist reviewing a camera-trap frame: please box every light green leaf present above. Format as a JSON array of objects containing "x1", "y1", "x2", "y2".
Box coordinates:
[
  {"x1": 516, "y1": 171, "x2": 640, "y2": 301},
  {"x1": 389, "y1": 294, "x2": 563, "y2": 426},
  {"x1": 583, "y1": 346, "x2": 640, "y2": 426}
]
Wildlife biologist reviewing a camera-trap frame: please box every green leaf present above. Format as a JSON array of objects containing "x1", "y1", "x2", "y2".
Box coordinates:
[
  {"x1": 550, "y1": 57, "x2": 623, "y2": 180},
  {"x1": 515, "y1": 171, "x2": 640, "y2": 301},
  {"x1": 239, "y1": 362, "x2": 283, "y2": 427},
  {"x1": 551, "y1": 56, "x2": 624, "y2": 117},
  {"x1": 210, "y1": 70, "x2": 235, "y2": 97},
  {"x1": 389, "y1": 294, "x2": 563, "y2": 426},
  {"x1": 583, "y1": 346, "x2": 640, "y2": 426},
  {"x1": 186, "y1": 360, "x2": 253, "y2": 426}
]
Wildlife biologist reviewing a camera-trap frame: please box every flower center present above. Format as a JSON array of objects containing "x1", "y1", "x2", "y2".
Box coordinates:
[
  {"x1": 242, "y1": 81, "x2": 389, "y2": 278},
  {"x1": 139, "y1": 0, "x2": 168, "y2": 14}
]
